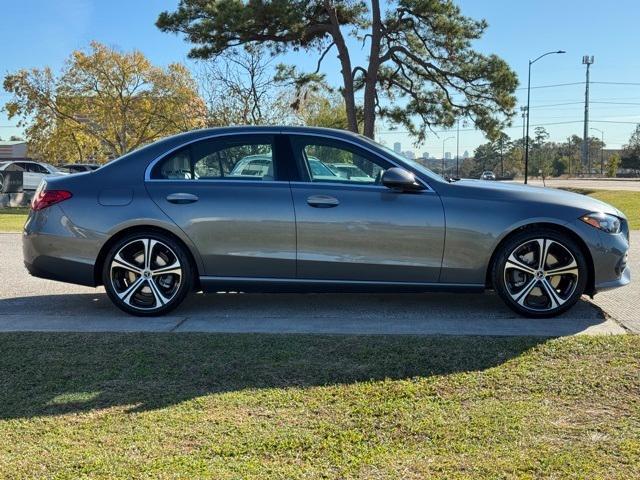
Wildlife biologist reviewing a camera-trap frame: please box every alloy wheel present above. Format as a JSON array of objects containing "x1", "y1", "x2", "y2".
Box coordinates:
[
  {"x1": 109, "y1": 238, "x2": 183, "y2": 311},
  {"x1": 503, "y1": 238, "x2": 579, "y2": 312}
]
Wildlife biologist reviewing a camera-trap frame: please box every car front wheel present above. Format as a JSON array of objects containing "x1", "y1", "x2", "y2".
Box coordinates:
[
  {"x1": 492, "y1": 229, "x2": 588, "y2": 318},
  {"x1": 102, "y1": 232, "x2": 193, "y2": 316}
]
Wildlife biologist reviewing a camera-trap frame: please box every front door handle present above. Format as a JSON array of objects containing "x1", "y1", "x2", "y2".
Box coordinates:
[
  {"x1": 307, "y1": 194, "x2": 339, "y2": 208},
  {"x1": 166, "y1": 193, "x2": 199, "y2": 204}
]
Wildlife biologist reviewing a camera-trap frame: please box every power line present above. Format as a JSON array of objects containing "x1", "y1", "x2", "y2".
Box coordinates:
[
  {"x1": 377, "y1": 119, "x2": 639, "y2": 136},
  {"x1": 592, "y1": 81, "x2": 640, "y2": 86},
  {"x1": 591, "y1": 101, "x2": 640, "y2": 105},
  {"x1": 516, "y1": 81, "x2": 585, "y2": 91}
]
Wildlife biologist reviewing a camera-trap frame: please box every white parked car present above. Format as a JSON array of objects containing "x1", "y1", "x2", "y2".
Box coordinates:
[{"x1": 0, "y1": 160, "x2": 67, "y2": 190}]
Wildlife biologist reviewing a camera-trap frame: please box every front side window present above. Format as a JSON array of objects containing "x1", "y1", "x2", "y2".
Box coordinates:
[
  {"x1": 150, "y1": 135, "x2": 275, "y2": 181},
  {"x1": 292, "y1": 137, "x2": 390, "y2": 185}
]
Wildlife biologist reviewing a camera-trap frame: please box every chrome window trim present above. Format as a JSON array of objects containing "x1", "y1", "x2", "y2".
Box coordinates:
[
  {"x1": 144, "y1": 130, "x2": 281, "y2": 182},
  {"x1": 143, "y1": 179, "x2": 289, "y2": 185},
  {"x1": 289, "y1": 181, "x2": 435, "y2": 194},
  {"x1": 144, "y1": 128, "x2": 434, "y2": 192}
]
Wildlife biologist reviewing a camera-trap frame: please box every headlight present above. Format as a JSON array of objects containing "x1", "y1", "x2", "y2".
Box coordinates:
[{"x1": 580, "y1": 212, "x2": 622, "y2": 234}]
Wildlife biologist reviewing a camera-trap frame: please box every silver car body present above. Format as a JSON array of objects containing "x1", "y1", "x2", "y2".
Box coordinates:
[
  {"x1": 23, "y1": 126, "x2": 630, "y2": 297},
  {"x1": 0, "y1": 160, "x2": 66, "y2": 190}
]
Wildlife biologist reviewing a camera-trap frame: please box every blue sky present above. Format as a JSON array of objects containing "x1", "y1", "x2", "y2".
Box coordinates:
[{"x1": 1, "y1": 0, "x2": 639, "y2": 157}]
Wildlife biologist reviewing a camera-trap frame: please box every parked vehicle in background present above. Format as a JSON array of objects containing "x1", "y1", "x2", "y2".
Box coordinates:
[
  {"x1": 23, "y1": 126, "x2": 630, "y2": 318},
  {"x1": 480, "y1": 171, "x2": 497, "y2": 181},
  {"x1": 58, "y1": 163, "x2": 100, "y2": 174},
  {"x1": 229, "y1": 154, "x2": 339, "y2": 182},
  {"x1": 328, "y1": 163, "x2": 375, "y2": 182},
  {"x1": 0, "y1": 160, "x2": 66, "y2": 190}
]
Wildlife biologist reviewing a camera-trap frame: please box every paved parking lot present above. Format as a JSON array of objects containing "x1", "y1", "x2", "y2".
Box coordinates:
[
  {"x1": 1, "y1": 233, "x2": 635, "y2": 336},
  {"x1": 511, "y1": 178, "x2": 640, "y2": 191}
]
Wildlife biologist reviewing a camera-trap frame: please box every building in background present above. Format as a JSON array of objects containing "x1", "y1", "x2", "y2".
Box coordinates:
[
  {"x1": 0, "y1": 141, "x2": 29, "y2": 161},
  {"x1": 402, "y1": 151, "x2": 416, "y2": 160},
  {"x1": 463, "y1": 150, "x2": 470, "y2": 159},
  {"x1": 445, "y1": 152, "x2": 452, "y2": 160},
  {"x1": 422, "y1": 151, "x2": 430, "y2": 159},
  {"x1": 393, "y1": 142, "x2": 401, "y2": 154}
]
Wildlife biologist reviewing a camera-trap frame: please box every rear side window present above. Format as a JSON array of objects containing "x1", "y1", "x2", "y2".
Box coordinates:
[{"x1": 150, "y1": 135, "x2": 276, "y2": 181}]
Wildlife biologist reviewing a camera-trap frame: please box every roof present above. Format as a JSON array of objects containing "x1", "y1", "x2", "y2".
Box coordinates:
[{"x1": 0, "y1": 140, "x2": 27, "y2": 146}]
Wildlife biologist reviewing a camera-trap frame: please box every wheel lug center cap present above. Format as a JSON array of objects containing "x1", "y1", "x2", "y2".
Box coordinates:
[
  {"x1": 143, "y1": 270, "x2": 151, "y2": 278},
  {"x1": 536, "y1": 270, "x2": 544, "y2": 278}
]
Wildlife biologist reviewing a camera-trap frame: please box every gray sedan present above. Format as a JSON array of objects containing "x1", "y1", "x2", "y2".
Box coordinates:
[{"x1": 23, "y1": 126, "x2": 630, "y2": 317}]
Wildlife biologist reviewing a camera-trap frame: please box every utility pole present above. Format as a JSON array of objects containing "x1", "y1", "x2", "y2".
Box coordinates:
[
  {"x1": 500, "y1": 137, "x2": 504, "y2": 177},
  {"x1": 591, "y1": 127, "x2": 604, "y2": 175},
  {"x1": 582, "y1": 55, "x2": 594, "y2": 175},
  {"x1": 520, "y1": 106, "x2": 527, "y2": 176},
  {"x1": 442, "y1": 136, "x2": 454, "y2": 177},
  {"x1": 456, "y1": 120, "x2": 460, "y2": 178}
]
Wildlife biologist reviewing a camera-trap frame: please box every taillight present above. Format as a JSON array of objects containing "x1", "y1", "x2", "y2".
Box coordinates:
[{"x1": 31, "y1": 189, "x2": 73, "y2": 211}]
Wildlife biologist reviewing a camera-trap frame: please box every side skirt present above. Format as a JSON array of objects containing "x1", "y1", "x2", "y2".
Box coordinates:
[{"x1": 199, "y1": 276, "x2": 485, "y2": 294}]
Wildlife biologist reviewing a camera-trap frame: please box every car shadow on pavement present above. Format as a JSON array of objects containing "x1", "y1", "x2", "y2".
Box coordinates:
[{"x1": 0, "y1": 331, "x2": 548, "y2": 420}]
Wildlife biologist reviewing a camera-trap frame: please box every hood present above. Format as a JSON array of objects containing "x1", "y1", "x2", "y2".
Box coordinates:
[{"x1": 449, "y1": 179, "x2": 625, "y2": 219}]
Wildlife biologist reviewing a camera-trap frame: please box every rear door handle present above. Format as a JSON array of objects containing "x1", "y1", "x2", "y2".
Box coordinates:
[
  {"x1": 307, "y1": 194, "x2": 339, "y2": 208},
  {"x1": 166, "y1": 193, "x2": 199, "y2": 204}
]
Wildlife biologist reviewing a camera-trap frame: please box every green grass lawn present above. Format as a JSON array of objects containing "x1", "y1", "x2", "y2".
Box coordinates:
[
  {"x1": 589, "y1": 190, "x2": 640, "y2": 229},
  {"x1": 0, "y1": 207, "x2": 29, "y2": 232},
  {"x1": 0, "y1": 333, "x2": 638, "y2": 479}
]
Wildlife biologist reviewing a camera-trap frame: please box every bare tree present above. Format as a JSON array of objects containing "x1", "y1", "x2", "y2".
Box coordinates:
[{"x1": 198, "y1": 46, "x2": 290, "y2": 127}]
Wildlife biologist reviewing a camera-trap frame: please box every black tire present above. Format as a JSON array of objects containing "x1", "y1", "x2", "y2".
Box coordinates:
[
  {"x1": 102, "y1": 231, "x2": 193, "y2": 316},
  {"x1": 492, "y1": 228, "x2": 588, "y2": 318}
]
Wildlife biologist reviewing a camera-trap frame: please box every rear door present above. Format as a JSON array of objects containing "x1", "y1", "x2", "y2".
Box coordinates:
[
  {"x1": 145, "y1": 133, "x2": 296, "y2": 278},
  {"x1": 287, "y1": 134, "x2": 445, "y2": 283}
]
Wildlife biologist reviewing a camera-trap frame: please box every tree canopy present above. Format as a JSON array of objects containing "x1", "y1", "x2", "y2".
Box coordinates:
[
  {"x1": 157, "y1": 0, "x2": 518, "y2": 140},
  {"x1": 3, "y1": 42, "x2": 206, "y2": 162},
  {"x1": 622, "y1": 124, "x2": 640, "y2": 170}
]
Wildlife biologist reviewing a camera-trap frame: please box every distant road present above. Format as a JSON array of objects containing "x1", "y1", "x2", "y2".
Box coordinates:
[{"x1": 508, "y1": 178, "x2": 640, "y2": 191}]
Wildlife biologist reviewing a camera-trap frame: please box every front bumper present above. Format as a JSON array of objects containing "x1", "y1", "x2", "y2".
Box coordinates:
[
  {"x1": 591, "y1": 225, "x2": 631, "y2": 294},
  {"x1": 595, "y1": 265, "x2": 631, "y2": 291}
]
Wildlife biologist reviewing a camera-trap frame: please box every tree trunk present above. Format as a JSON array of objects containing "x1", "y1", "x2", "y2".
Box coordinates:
[
  {"x1": 325, "y1": 1, "x2": 358, "y2": 133},
  {"x1": 362, "y1": 0, "x2": 382, "y2": 139}
]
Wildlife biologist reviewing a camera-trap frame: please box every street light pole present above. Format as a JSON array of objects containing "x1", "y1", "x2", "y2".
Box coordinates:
[
  {"x1": 524, "y1": 50, "x2": 566, "y2": 184},
  {"x1": 442, "y1": 136, "x2": 454, "y2": 177},
  {"x1": 590, "y1": 127, "x2": 604, "y2": 175},
  {"x1": 456, "y1": 120, "x2": 460, "y2": 178}
]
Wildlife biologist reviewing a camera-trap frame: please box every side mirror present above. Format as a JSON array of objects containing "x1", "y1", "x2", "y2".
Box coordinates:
[{"x1": 382, "y1": 167, "x2": 424, "y2": 191}]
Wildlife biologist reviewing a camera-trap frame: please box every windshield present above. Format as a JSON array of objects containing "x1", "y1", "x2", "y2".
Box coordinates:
[{"x1": 42, "y1": 162, "x2": 61, "y2": 173}]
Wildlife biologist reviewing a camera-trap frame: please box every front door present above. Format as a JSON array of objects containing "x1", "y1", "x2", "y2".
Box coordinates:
[
  {"x1": 145, "y1": 134, "x2": 296, "y2": 278},
  {"x1": 287, "y1": 135, "x2": 445, "y2": 283}
]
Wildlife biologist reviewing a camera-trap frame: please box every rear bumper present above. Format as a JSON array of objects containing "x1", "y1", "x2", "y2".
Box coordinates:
[
  {"x1": 22, "y1": 205, "x2": 101, "y2": 287},
  {"x1": 23, "y1": 234, "x2": 97, "y2": 287}
]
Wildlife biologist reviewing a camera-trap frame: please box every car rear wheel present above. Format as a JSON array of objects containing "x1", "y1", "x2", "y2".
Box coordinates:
[
  {"x1": 492, "y1": 229, "x2": 588, "y2": 318},
  {"x1": 102, "y1": 232, "x2": 193, "y2": 316}
]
